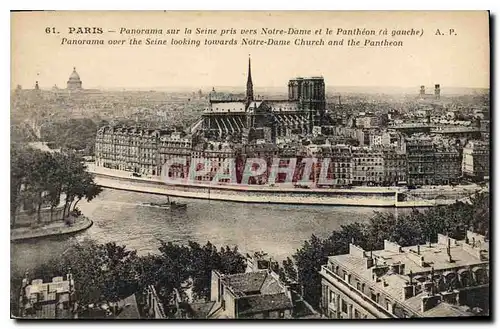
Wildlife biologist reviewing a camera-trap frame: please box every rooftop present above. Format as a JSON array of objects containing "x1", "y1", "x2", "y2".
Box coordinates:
[
  {"x1": 221, "y1": 270, "x2": 285, "y2": 297},
  {"x1": 325, "y1": 231, "x2": 489, "y2": 317},
  {"x1": 237, "y1": 292, "x2": 294, "y2": 316}
]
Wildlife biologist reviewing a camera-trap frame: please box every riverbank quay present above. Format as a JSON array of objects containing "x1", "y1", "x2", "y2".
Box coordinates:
[
  {"x1": 87, "y1": 166, "x2": 482, "y2": 208},
  {"x1": 11, "y1": 216, "x2": 93, "y2": 242}
]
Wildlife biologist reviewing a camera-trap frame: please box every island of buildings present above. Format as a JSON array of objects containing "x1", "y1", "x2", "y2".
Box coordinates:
[{"x1": 93, "y1": 58, "x2": 490, "y2": 188}]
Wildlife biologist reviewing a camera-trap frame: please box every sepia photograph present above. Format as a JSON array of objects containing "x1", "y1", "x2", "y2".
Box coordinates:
[{"x1": 9, "y1": 10, "x2": 490, "y2": 320}]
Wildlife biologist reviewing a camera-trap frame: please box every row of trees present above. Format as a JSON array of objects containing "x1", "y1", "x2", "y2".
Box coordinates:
[
  {"x1": 289, "y1": 192, "x2": 490, "y2": 308},
  {"x1": 41, "y1": 118, "x2": 107, "y2": 155},
  {"x1": 10, "y1": 144, "x2": 102, "y2": 226},
  {"x1": 11, "y1": 239, "x2": 246, "y2": 317}
]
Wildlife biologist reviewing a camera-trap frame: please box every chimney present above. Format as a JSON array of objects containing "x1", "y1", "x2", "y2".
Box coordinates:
[
  {"x1": 403, "y1": 283, "x2": 415, "y2": 300},
  {"x1": 417, "y1": 244, "x2": 420, "y2": 255},
  {"x1": 421, "y1": 295, "x2": 440, "y2": 313},
  {"x1": 366, "y1": 257, "x2": 374, "y2": 269},
  {"x1": 399, "y1": 263, "x2": 405, "y2": 275}
]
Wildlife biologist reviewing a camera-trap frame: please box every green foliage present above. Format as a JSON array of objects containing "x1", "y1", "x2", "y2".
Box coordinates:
[{"x1": 41, "y1": 118, "x2": 105, "y2": 154}]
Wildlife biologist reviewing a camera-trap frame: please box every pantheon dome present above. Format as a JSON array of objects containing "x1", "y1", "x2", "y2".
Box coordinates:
[{"x1": 67, "y1": 67, "x2": 82, "y2": 90}]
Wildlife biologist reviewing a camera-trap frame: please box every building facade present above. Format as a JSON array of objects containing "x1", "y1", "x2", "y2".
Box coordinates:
[
  {"x1": 320, "y1": 231, "x2": 489, "y2": 319},
  {"x1": 351, "y1": 147, "x2": 384, "y2": 186},
  {"x1": 382, "y1": 148, "x2": 407, "y2": 186},
  {"x1": 209, "y1": 270, "x2": 294, "y2": 319},
  {"x1": 406, "y1": 135, "x2": 436, "y2": 186},
  {"x1": 434, "y1": 142, "x2": 461, "y2": 185},
  {"x1": 462, "y1": 140, "x2": 490, "y2": 181}
]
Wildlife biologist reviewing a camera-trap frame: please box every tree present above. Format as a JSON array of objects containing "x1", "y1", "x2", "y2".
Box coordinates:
[
  {"x1": 218, "y1": 245, "x2": 246, "y2": 275},
  {"x1": 10, "y1": 146, "x2": 103, "y2": 227},
  {"x1": 58, "y1": 240, "x2": 139, "y2": 305},
  {"x1": 293, "y1": 234, "x2": 327, "y2": 308},
  {"x1": 156, "y1": 241, "x2": 192, "y2": 302}
]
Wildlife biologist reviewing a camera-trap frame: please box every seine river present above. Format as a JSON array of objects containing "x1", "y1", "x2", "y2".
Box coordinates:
[{"x1": 11, "y1": 188, "x2": 403, "y2": 273}]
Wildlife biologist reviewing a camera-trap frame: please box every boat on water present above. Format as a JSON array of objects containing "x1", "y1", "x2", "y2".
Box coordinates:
[{"x1": 142, "y1": 196, "x2": 187, "y2": 210}]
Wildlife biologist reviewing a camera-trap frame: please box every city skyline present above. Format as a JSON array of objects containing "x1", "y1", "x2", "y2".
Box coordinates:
[{"x1": 11, "y1": 11, "x2": 489, "y2": 90}]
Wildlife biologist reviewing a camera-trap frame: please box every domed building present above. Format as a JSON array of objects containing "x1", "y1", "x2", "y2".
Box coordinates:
[{"x1": 67, "y1": 67, "x2": 82, "y2": 90}]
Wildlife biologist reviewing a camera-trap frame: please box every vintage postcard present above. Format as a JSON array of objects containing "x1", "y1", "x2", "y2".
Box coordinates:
[{"x1": 10, "y1": 11, "x2": 490, "y2": 320}]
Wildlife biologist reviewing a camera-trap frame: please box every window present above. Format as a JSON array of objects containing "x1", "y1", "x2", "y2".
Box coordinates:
[
  {"x1": 263, "y1": 311, "x2": 270, "y2": 318},
  {"x1": 354, "y1": 309, "x2": 360, "y2": 319},
  {"x1": 279, "y1": 311, "x2": 285, "y2": 318},
  {"x1": 341, "y1": 300, "x2": 348, "y2": 313}
]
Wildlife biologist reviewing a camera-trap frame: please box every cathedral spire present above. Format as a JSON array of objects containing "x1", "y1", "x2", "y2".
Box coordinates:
[{"x1": 246, "y1": 55, "x2": 254, "y2": 103}]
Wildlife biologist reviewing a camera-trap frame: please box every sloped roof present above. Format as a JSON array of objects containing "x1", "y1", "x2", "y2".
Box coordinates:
[
  {"x1": 185, "y1": 301, "x2": 216, "y2": 319},
  {"x1": 222, "y1": 271, "x2": 268, "y2": 294},
  {"x1": 422, "y1": 302, "x2": 474, "y2": 318},
  {"x1": 237, "y1": 293, "x2": 293, "y2": 316}
]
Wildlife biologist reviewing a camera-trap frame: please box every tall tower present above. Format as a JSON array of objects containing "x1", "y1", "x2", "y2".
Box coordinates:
[
  {"x1": 419, "y1": 85, "x2": 425, "y2": 97},
  {"x1": 246, "y1": 55, "x2": 254, "y2": 104},
  {"x1": 434, "y1": 84, "x2": 441, "y2": 100}
]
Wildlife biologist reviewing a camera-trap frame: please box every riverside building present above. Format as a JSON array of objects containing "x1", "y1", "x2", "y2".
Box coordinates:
[
  {"x1": 94, "y1": 58, "x2": 487, "y2": 188},
  {"x1": 319, "y1": 231, "x2": 489, "y2": 319},
  {"x1": 462, "y1": 140, "x2": 490, "y2": 181}
]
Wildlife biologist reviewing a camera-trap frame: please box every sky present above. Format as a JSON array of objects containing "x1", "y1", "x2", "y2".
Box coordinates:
[{"x1": 11, "y1": 11, "x2": 490, "y2": 90}]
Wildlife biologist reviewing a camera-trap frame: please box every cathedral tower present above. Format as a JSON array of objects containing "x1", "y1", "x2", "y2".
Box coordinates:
[{"x1": 246, "y1": 56, "x2": 254, "y2": 104}]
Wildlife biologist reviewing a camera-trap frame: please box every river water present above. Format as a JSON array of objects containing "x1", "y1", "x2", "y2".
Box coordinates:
[{"x1": 11, "y1": 188, "x2": 402, "y2": 273}]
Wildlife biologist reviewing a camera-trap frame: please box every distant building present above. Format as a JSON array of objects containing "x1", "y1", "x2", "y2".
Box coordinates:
[
  {"x1": 369, "y1": 130, "x2": 404, "y2": 149},
  {"x1": 418, "y1": 84, "x2": 440, "y2": 100},
  {"x1": 355, "y1": 115, "x2": 380, "y2": 129},
  {"x1": 462, "y1": 140, "x2": 490, "y2": 181},
  {"x1": 319, "y1": 231, "x2": 489, "y2": 319},
  {"x1": 382, "y1": 148, "x2": 407, "y2": 186},
  {"x1": 18, "y1": 272, "x2": 77, "y2": 319},
  {"x1": 406, "y1": 135, "x2": 435, "y2": 186},
  {"x1": 434, "y1": 141, "x2": 461, "y2": 185},
  {"x1": 200, "y1": 57, "x2": 327, "y2": 143},
  {"x1": 67, "y1": 67, "x2": 83, "y2": 90},
  {"x1": 430, "y1": 126, "x2": 482, "y2": 143},
  {"x1": 307, "y1": 144, "x2": 353, "y2": 187},
  {"x1": 351, "y1": 147, "x2": 384, "y2": 186}
]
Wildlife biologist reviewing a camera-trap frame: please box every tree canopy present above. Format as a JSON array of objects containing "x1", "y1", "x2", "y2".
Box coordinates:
[{"x1": 10, "y1": 145, "x2": 102, "y2": 226}]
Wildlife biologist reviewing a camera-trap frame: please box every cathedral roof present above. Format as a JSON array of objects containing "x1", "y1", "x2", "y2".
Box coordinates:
[{"x1": 68, "y1": 67, "x2": 81, "y2": 81}]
